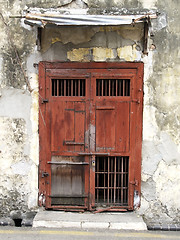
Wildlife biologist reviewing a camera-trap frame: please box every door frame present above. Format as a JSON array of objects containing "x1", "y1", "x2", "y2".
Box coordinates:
[{"x1": 38, "y1": 62, "x2": 144, "y2": 210}]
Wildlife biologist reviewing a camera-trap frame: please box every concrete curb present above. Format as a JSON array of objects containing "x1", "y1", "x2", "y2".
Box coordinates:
[
  {"x1": 148, "y1": 224, "x2": 180, "y2": 231},
  {"x1": 33, "y1": 220, "x2": 147, "y2": 230},
  {"x1": 32, "y1": 212, "x2": 148, "y2": 230}
]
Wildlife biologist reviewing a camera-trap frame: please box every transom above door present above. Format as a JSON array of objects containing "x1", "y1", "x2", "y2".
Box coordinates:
[{"x1": 39, "y1": 62, "x2": 143, "y2": 211}]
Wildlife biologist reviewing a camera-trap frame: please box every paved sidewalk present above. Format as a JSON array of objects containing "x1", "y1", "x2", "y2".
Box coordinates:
[{"x1": 33, "y1": 211, "x2": 147, "y2": 230}]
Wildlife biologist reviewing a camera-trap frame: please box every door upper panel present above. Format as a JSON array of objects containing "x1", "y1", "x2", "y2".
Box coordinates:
[
  {"x1": 50, "y1": 101, "x2": 86, "y2": 152},
  {"x1": 95, "y1": 101, "x2": 130, "y2": 153}
]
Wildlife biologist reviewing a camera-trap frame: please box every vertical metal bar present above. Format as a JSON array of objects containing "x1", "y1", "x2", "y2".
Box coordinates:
[
  {"x1": 100, "y1": 80, "x2": 102, "y2": 96},
  {"x1": 97, "y1": 80, "x2": 98, "y2": 96},
  {"x1": 71, "y1": 79, "x2": 73, "y2": 96},
  {"x1": 56, "y1": 79, "x2": 58, "y2": 96},
  {"x1": 83, "y1": 79, "x2": 85, "y2": 96},
  {"x1": 104, "y1": 157, "x2": 106, "y2": 203},
  {"x1": 61, "y1": 80, "x2": 63, "y2": 96},
  {"x1": 105, "y1": 80, "x2": 107, "y2": 96},
  {"x1": 118, "y1": 80, "x2": 121, "y2": 96},
  {"x1": 107, "y1": 157, "x2": 110, "y2": 204},
  {"x1": 64, "y1": 80, "x2": 67, "y2": 96},
  {"x1": 98, "y1": 80, "x2": 100, "y2": 96},
  {"x1": 126, "y1": 80, "x2": 128, "y2": 96},
  {"x1": 67, "y1": 80, "x2": 69, "y2": 96},
  {"x1": 102, "y1": 79, "x2": 104, "y2": 96},
  {"x1": 116, "y1": 80, "x2": 118, "y2": 96},
  {"x1": 126, "y1": 157, "x2": 129, "y2": 204},
  {"x1": 80, "y1": 80, "x2": 82, "y2": 96},
  {"x1": 123, "y1": 79, "x2": 125, "y2": 96},
  {"x1": 68, "y1": 79, "x2": 70, "y2": 96},
  {"x1": 97, "y1": 157, "x2": 99, "y2": 203},
  {"x1": 104, "y1": 80, "x2": 106, "y2": 96},
  {"x1": 78, "y1": 79, "x2": 80, "y2": 96},
  {"x1": 81, "y1": 79, "x2": 83, "y2": 96},
  {"x1": 109, "y1": 79, "x2": 111, "y2": 96},
  {"x1": 125, "y1": 80, "x2": 127, "y2": 96},
  {"x1": 114, "y1": 157, "x2": 116, "y2": 203},
  {"x1": 68, "y1": 80, "x2": 70, "y2": 96},
  {"x1": 117, "y1": 157, "x2": 120, "y2": 203},
  {"x1": 112, "y1": 80, "x2": 114, "y2": 96},
  {"x1": 54, "y1": 80, "x2": 56, "y2": 96},
  {"x1": 125, "y1": 157, "x2": 127, "y2": 204},
  {"x1": 121, "y1": 157, "x2": 124, "y2": 204},
  {"x1": 60, "y1": 80, "x2": 61, "y2": 96},
  {"x1": 51, "y1": 79, "x2": 54, "y2": 96},
  {"x1": 111, "y1": 158, "x2": 113, "y2": 203},
  {"x1": 74, "y1": 80, "x2": 77, "y2": 96},
  {"x1": 57, "y1": 79, "x2": 59, "y2": 96}
]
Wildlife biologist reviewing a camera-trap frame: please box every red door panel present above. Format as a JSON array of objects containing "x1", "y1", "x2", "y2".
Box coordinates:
[
  {"x1": 50, "y1": 101, "x2": 66, "y2": 152},
  {"x1": 39, "y1": 62, "x2": 143, "y2": 211},
  {"x1": 115, "y1": 102, "x2": 130, "y2": 152},
  {"x1": 96, "y1": 102, "x2": 116, "y2": 152}
]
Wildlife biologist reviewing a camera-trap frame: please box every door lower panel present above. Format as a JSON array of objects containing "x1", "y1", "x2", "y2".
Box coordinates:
[
  {"x1": 95, "y1": 156, "x2": 129, "y2": 207},
  {"x1": 50, "y1": 156, "x2": 86, "y2": 206}
]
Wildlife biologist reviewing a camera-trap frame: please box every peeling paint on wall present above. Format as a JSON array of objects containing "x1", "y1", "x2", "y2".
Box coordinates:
[{"x1": 67, "y1": 48, "x2": 91, "y2": 61}]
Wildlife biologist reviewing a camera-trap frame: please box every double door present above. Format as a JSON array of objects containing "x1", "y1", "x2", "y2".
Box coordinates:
[{"x1": 39, "y1": 62, "x2": 143, "y2": 211}]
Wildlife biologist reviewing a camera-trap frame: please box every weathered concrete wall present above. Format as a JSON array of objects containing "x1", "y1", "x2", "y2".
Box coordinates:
[{"x1": 0, "y1": 0, "x2": 179, "y2": 225}]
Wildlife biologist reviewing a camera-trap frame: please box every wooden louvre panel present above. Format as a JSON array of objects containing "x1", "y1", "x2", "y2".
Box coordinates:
[
  {"x1": 96, "y1": 79, "x2": 130, "y2": 96},
  {"x1": 52, "y1": 79, "x2": 86, "y2": 96},
  {"x1": 51, "y1": 156, "x2": 86, "y2": 206}
]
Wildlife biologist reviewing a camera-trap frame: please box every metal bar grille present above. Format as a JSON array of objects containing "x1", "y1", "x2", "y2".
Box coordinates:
[
  {"x1": 95, "y1": 156, "x2": 129, "y2": 206},
  {"x1": 52, "y1": 79, "x2": 85, "y2": 96},
  {"x1": 96, "y1": 79, "x2": 130, "y2": 96}
]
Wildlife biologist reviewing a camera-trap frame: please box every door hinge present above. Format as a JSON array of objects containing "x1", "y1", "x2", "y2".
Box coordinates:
[
  {"x1": 42, "y1": 171, "x2": 49, "y2": 178},
  {"x1": 130, "y1": 180, "x2": 138, "y2": 186},
  {"x1": 132, "y1": 99, "x2": 140, "y2": 104},
  {"x1": 42, "y1": 99, "x2": 49, "y2": 104}
]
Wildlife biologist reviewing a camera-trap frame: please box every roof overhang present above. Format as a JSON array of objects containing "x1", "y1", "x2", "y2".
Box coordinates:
[
  {"x1": 24, "y1": 12, "x2": 157, "y2": 27},
  {"x1": 18, "y1": 11, "x2": 157, "y2": 54}
]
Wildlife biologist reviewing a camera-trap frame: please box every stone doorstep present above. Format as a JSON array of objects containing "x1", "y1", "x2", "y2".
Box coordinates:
[{"x1": 32, "y1": 211, "x2": 147, "y2": 230}]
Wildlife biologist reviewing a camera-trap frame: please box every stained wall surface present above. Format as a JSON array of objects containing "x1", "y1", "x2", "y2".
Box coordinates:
[{"x1": 0, "y1": 0, "x2": 179, "y2": 225}]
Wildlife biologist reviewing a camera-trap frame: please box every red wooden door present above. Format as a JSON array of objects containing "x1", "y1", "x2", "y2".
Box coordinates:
[{"x1": 39, "y1": 62, "x2": 143, "y2": 211}]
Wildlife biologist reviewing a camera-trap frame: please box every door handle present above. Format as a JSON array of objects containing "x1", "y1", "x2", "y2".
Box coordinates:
[{"x1": 41, "y1": 171, "x2": 49, "y2": 178}]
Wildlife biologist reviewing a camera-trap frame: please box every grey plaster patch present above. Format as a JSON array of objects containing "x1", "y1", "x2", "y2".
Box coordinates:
[
  {"x1": 41, "y1": 26, "x2": 99, "y2": 49},
  {"x1": 142, "y1": 140, "x2": 162, "y2": 175},
  {"x1": 11, "y1": 160, "x2": 31, "y2": 175},
  {"x1": 0, "y1": 88, "x2": 31, "y2": 136},
  {"x1": 57, "y1": 0, "x2": 73, "y2": 6},
  {"x1": 0, "y1": 187, "x2": 28, "y2": 217},
  {"x1": 141, "y1": 178, "x2": 156, "y2": 202},
  {"x1": 157, "y1": 132, "x2": 180, "y2": 165},
  {"x1": 151, "y1": 13, "x2": 167, "y2": 32},
  {"x1": 25, "y1": 0, "x2": 73, "y2": 8},
  {"x1": 142, "y1": 200, "x2": 173, "y2": 225},
  {"x1": 0, "y1": 56, "x2": 3, "y2": 73},
  {"x1": 27, "y1": 52, "x2": 42, "y2": 74},
  {"x1": 61, "y1": 0, "x2": 88, "y2": 8},
  {"x1": 42, "y1": 42, "x2": 68, "y2": 61}
]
